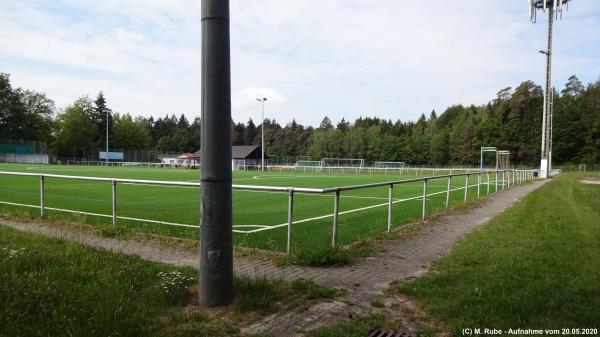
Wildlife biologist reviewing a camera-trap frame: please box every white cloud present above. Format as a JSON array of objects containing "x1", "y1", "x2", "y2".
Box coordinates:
[{"x1": 233, "y1": 87, "x2": 287, "y2": 110}]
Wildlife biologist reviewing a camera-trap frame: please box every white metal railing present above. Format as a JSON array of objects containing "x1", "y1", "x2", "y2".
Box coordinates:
[
  {"x1": 267, "y1": 164, "x2": 502, "y2": 176},
  {"x1": 0, "y1": 169, "x2": 537, "y2": 255}
]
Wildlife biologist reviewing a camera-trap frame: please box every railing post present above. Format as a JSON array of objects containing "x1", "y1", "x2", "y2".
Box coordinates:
[
  {"x1": 422, "y1": 179, "x2": 427, "y2": 220},
  {"x1": 332, "y1": 190, "x2": 340, "y2": 248},
  {"x1": 445, "y1": 176, "x2": 452, "y2": 211},
  {"x1": 287, "y1": 189, "x2": 294, "y2": 255},
  {"x1": 464, "y1": 174, "x2": 469, "y2": 204},
  {"x1": 502, "y1": 171, "x2": 505, "y2": 190},
  {"x1": 112, "y1": 180, "x2": 117, "y2": 227},
  {"x1": 495, "y1": 171, "x2": 498, "y2": 192},
  {"x1": 39, "y1": 175, "x2": 45, "y2": 217},
  {"x1": 387, "y1": 184, "x2": 393, "y2": 233},
  {"x1": 486, "y1": 172, "x2": 490, "y2": 195},
  {"x1": 477, "y1": 173, "x2": 481, "y2": 199}
]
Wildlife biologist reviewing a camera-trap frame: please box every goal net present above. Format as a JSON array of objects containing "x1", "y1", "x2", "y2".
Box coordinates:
[
  {"x1": 66, "y1": 160, "x2": 168, "y2": 168},
  {"x1": 374, "y1": 161, "x2": 405, "y2": 169},
  {"x1": 480, "y1": 147, "x2": 498, "y2": 171},
  {"x1": 296, "y1": 160, "x2": 322, "y2": 168},
  {"x1": 497, "y1": 151, "x2": 510, "y2": 170},
  {"x1": 232, "y1": 159, "x2": 247, "y2": 171},
  {"x1": 321, "y1": 158, "x2": 364, "y2": 168}
]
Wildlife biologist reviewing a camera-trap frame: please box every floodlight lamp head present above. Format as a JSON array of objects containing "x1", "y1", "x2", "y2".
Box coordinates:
[{"x1": 529, "y1": 0, "x2": 571, "y2": 23}]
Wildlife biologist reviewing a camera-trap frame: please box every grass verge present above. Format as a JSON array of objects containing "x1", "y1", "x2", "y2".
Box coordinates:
[
  {"x1": 390, "y1": 173, "x2": 600, "y2": 335},
  {"x1": 0, "y1": 225, "x2": 341, "y2": 337}
]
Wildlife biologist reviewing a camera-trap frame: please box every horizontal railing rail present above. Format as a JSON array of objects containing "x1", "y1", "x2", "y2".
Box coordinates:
[{"x1": 0, "y1": 168, "x2": 538, "y2": 255}]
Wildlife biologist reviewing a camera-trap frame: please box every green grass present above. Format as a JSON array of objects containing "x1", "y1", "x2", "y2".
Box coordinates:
[
  {"x1": 307, "y1": 314, "x2": 387, "y2": 337},
  {"x1": 392, "y1": 173, "x2": 600, "y2": 335},
  {"x1": 0, "y1": 224, "x2": 196, "y2": 337},
  {"x1": 0, "y1": 163, "x2": 508, "y2": 253},
  {"x1": 0, "y1": 225, "x2": 341, "y2": 337}
]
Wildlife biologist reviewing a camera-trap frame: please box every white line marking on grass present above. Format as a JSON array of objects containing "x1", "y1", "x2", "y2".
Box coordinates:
[
  {"x1": 237, "y1": 184, "x2": 480, "y2": 234},
  {"x1": 251, "y1": 175, "x2": 359, "y2": 180},
  {"x1": 235, "y1": 189, "x2": 392, "y2": 201},
  {"x1": 121, "y1": 182, "x2": 393, "y2": 201}
]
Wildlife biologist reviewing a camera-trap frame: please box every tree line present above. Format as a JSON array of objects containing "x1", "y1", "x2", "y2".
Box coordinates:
[{"x1": 1, "y1": 72, "x2": 599, "y2": 165}]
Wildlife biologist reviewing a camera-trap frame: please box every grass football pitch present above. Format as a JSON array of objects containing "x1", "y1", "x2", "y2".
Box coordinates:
[{"x1": 0, "y1": 163, "x2": 505, "y2": 252}]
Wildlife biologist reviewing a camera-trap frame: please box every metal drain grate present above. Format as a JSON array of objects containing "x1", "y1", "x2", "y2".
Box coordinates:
[{"x1": 367, "y1": 328, "x2": 407, "y2": 337}]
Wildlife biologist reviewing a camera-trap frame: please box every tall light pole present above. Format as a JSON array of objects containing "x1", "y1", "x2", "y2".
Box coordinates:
[
  {"x1": 256, "y1": 97, "x2": 267, "y2": 171},
  {"x1": 199, "y1": 0, "x2": 233, "y2": 307},
  {"x1": 106, "y1": 109, "x2": 109, "y2": 164},
  {"x1": 529, "y1": 0, "x2": 571, "y2": 178}
]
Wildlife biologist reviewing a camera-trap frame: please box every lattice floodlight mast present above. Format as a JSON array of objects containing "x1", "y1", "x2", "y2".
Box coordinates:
[
  {"x1": 529, "y1": 0, "x2": 572, "y2": 178},
  {"x1": 480, "y1": 147, "x2": 497, "y2": 172}
]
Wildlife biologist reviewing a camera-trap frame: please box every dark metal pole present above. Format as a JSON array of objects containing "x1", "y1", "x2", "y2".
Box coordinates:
[{"x1": 199, "y1": 0, "x2": 233, "y2": 308}]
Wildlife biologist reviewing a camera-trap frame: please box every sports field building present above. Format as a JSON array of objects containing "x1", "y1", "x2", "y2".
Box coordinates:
[{"x1": 165, "y1": 145, "x2": 267, "y2": 169}]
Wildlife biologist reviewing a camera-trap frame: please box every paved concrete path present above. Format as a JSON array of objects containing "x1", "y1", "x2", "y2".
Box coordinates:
[{"x1": 1, "y1": 179, "x2": 548, "y2": 336}]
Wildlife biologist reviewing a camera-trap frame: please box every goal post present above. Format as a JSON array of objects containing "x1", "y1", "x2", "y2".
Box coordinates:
[
  {"x1": 480, "y1": 147, "x2": 497, "y2": 171},
  {"x1": 374, "y1": 161, "x2": 405, "y2": 168},
  {"x1": 497, "y1": 151, "x2": 510, "y2": 170},
  {"x1": 321, "y1": 158, "x2": 365, "y2": 168},
  {"x1": 232, "y1": 159, "x2": 247, "y2": 171},
  {"x1": 374, "y1": 161, "x2": 406, "y2": 174},
  {"x1": 296, "y1": 160, "x2": 322, "y2": 168}
]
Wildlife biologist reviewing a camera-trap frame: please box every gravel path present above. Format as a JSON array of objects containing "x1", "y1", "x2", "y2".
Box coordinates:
[{"x1": 1, "y1": 179, "x2": 547, "y2": 336}]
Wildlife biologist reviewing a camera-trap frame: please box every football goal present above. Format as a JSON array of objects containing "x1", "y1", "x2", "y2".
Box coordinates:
[
  {"x1": 321, "y1": 158, "x2": 365, "y2": 168},
  {"x1": 66, "y1": 160, "x2": 169, "y2": 168},
  {"x1": 232, "y1": 159, "x2": 247, "y2": 171},
  {"x1": 480, "y1": 147, "x2": 498, "y2": 171},
  {"x1": 296, "y1": 160, "x2": 322, "y2": 172},
  {"x1": 374, "y1": 161, "x2": 406, "y2": 174},
  {"x1": 497, "y1": 151, "x2": 510, "y2": 170}
]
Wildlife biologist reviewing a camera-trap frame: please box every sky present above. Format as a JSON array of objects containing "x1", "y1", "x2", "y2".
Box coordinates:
[{"x1": 1, "y1": 0, "x2": 599, "y2": 127}]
